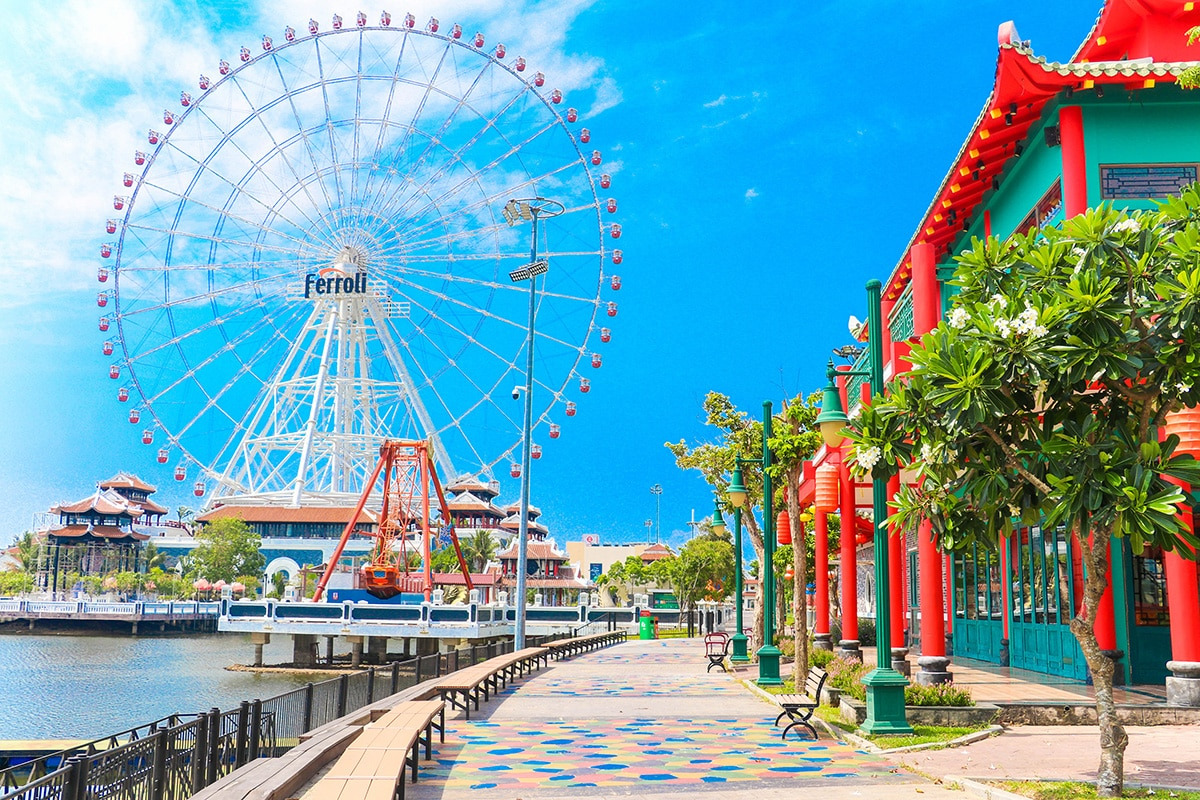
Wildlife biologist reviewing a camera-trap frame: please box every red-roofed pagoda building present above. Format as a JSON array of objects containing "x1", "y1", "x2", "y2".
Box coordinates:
[
  {"x1": 797, "y1": 0, "x2": 1200, "y2": 701},
  {"x1": 37, "y1": 473, "x2": 165, "y2": 595}
]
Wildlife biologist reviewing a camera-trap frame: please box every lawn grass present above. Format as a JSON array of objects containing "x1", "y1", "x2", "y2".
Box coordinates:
[
  {"x1": 813, "y1": 705, "x2": 986, "y2": 748},
  {"x1": 991, "y1": 781, "x2": 1200, "y2": 800}
]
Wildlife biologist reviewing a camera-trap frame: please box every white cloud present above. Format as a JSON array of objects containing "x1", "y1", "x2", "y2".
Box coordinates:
[
  {"x1": 703, "y1": 94, "x2": 727, "y2": 108},
  {"x1": 744, "y1": 188, "x2": 759, "y2": 200}
]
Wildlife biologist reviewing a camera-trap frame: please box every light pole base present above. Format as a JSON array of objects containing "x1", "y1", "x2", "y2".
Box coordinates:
[
  {"x1": 860, "y1": 667, "x2": 913, "y2": 735},
  {"x1": 756, "y1": 644, "x2": 783, "y2": 686},
  {"x1": 813, "y1": 632, "x2": 833, "y2": 651},
  {"x1": 730, "y1": 633, "x2": 750, "y2": 663}
]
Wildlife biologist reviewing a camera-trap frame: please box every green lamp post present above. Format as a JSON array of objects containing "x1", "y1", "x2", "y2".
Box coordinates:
[
  {"x1": 727, "y1": 402, "x2": 782, "y2": 685},
  {"x1": 714, "y1": 486, "x2": 749, "y2": 662},
  {"x1": 817, "y1": 279, "x2": 912, "y2": 734}
]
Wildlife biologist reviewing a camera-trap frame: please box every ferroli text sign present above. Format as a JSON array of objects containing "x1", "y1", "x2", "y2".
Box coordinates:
[{"x1": 304, "y1": 270, "x2": 368, "y2": 298}]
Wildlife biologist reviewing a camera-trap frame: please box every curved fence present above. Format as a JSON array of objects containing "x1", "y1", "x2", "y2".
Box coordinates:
[{"x1": 0, "y1": 636, "x2": 565, "y2": 800}]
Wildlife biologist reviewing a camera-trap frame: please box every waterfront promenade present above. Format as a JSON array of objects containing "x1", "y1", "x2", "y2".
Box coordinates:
[{"x1": 334, "y1": 637, "x2": 960, "y2": 800}]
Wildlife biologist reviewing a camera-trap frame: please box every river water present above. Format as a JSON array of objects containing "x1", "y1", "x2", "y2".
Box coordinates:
[{"x1": 0, "y1": 633, "x2": 313, "y2": 741}]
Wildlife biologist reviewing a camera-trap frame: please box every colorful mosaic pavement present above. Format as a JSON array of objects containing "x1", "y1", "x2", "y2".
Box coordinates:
[
  {"x1": 419, "y1": 716, "x2": 897, "y2": 792},
  {"x1": 495, "y1": 674, "x2": 743, "y2": 697}
]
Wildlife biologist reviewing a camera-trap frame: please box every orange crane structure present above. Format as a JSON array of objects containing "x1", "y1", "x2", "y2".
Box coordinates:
[{"x1": 312, "y1": 439, "x2": 473, "y2": 602}]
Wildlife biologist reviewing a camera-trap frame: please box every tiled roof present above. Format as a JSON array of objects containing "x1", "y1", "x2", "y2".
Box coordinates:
[
  {"x1": 502, "y1": 502, "x2": 541, "y2": 518},
  {"x1": 197, "y1": 505, "x2": 378, "y2": 524},
  {"x1": 53, "y1": 488, "x2": 142, "y2": 518},
  {"x1": 49, "y1": 524, "x2": 149, "y2": 542},
  {"x1": 497, "y1": 541, "x2": 567, "y2": 560},
  {"x1": 138, "y1": 498, "x2": 169, "y2": 515},
  {"x1": 99, "y1": 473, "x2": 157, "y2": 493},
  {"x1": 499, "y1": 514, "x2": 548, "y2": 534},
  {"x1": 446, "y1": 491, "x2": 503, "y2": 513},
  {"x1": 446, "y1": 475, "x2": 501, "y2": 499}
]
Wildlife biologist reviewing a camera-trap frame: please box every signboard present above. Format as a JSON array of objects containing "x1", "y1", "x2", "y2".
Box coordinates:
[
  {"x1": 582, "y1": 533, "x2": 600, "y2": 545},
  {"x1": 1100, "y1": 163, "x2": 1199, "y2": 200},
  {"x1": 589, "y1": 562, "x2": 603, "y2": 581}
]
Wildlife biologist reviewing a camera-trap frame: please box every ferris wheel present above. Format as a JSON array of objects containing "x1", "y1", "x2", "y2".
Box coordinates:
[{"x1": 96, "y1": 10, "x2": 623, "y2": 505}]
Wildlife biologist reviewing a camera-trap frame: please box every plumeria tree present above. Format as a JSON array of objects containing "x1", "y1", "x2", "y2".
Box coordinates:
[{"x1": 850, "y1": 189, "x2": 1200, "y2": 796}]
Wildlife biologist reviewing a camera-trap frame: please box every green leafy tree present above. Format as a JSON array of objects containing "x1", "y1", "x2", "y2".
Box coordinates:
[
  {"x1": 0, "y1": 571, "x2": 34, "y2": 595},
  {"x1": 1181, "y1": 27, "x2": 1200, "y2": 89},
  {"x1": 11, "y1": 532, "x2": 38, "y2": 574},
  {"x1": 767, "y1": 392, "x2": 823, "y2": 684},
  {"x1": 666, "y1": 393, "x2": 768, "y2": 648},
  {"x1": 189, "y1": 518, "x2": 265, "y2": 584},
  {"x1": 460, "y1": 530, "x2": 496, "y2": 572},
  {"x1": 852, "y1": 193, "x2": 1200, "y2": 797},
  {"x1": 142, "y1": 542, "x2": 166, "y2": 571},
  {"x1": 269, "y1": 570, "x2": 288, "y2": 599},
  {"x1": 661, "y1": 529, "x2": 734, "y2": 617},
  {"x1": 595, "y1": 555, "x2": 653, "y2": 604}
]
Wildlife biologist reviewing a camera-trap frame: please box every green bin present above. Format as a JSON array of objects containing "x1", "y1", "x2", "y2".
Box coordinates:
[{"x1": 638, "y1": 611, "x2": 656, "y2": 640}]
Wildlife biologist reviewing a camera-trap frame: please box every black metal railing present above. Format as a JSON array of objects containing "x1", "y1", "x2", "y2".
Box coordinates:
[{"x1": 0, "y1": 635, "x2": 598, "y2": 800}]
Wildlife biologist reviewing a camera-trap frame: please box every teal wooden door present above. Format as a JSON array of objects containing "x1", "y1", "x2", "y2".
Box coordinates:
[
  {"x1": 1127, "y1": 546, "x2": 1171, "y2": 685},
  {"x1": 950, "y1": 546, "x2": 1004, "y2": 663},
  {"x1": 1008, "y1": 526, "x2": 1087, "y2": 680}
]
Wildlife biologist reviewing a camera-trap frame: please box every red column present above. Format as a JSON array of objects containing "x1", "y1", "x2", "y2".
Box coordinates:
[
  {"x1": 918, "y1": 518, "x2": 945, "y2": 657},
  {"x1": 944, "y1": 553, "x2": 954, "y2": 641},
  {"x1": 814, "y1": 510, "x2": 830, "y2": 640},
  {"x1": 911, "y1": 243, "x2": 939, "y2": 334},
  {"x1": 1000, "y1": 536, "x2": 1011, "y2": 642},
  {"x1": 1164, "y1": 479, "x2": 1200, "y2": 663},
  {"x1": 887, "y1": 474, "x2": 905, "y2": 649},
  {"x1": 1089, "y1": 532, "x2": 1118, "y2": 652},
  {"x1": 838, "y1": 450, "x2": 859, "y2": 647},
  {"x1": 1059, "y1": 105, "x2": 1088, "y2": 218}
]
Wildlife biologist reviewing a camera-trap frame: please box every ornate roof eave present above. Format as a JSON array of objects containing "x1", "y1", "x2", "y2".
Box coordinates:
[{"x1": 882, "y1": 15, "x2": 1200, "y2": 305}]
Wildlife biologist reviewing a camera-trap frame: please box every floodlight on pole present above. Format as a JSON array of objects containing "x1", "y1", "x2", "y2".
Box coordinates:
[{"x1": 504, "y1": 196, "x2": 564, "y2": 650}]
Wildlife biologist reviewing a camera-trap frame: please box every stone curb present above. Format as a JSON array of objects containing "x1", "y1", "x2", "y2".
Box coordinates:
[
  {"x1": 953, "y1": 776, "x2": 1031, "y2": 800},
  {"x1": 956, "y1": 776, "x2": 1200, "y2": 797}
]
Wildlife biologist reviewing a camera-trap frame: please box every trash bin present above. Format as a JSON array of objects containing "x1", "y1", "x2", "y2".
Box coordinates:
[{"x1": 639, "y1": 609, "x2": 656, "y2": 640}]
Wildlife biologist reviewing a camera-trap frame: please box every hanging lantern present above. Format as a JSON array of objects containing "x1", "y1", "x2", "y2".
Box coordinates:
[
  {"x1": 784, "y1": 565, "x2": 795, "y2": 581},
  {"x1": 510, "y1": 462, "x2": 521, "y2": 478},
  {"x1": 565, "y1": 401, "x2": 577, "y2": 417},
  {"x1": 1165, "y1": 407, "x2": 1200, "y2": 456},
  {"x1": 814, "y1": 462, "x2": 838, "y2": 511},
  {"x1": 549, "y1": 423, "x2": 561, "y2": 439},
  {"x1": 777, "y1": 508, "x2": 792, "y2": 545}
]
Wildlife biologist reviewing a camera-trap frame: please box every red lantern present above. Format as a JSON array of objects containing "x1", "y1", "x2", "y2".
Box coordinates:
[
  {"x1": 785, "y1": 565, "x2": 795, "y2": 581},
  {"x1": 580, "y1": 128, "x2": 590, "y2": 143},
  {"x1": 515, "y1": 56, "x2": 526, "y2": 72},
  {"x1": 142, "y1": 429, "x2": 154, "y2": 445},
  {"x1": 534, "y1": 71, "x2": 544, "y2": 87},
  {"x1": 122, "y1": 173, "x2": 134, "y2": 188},
  {"x1": 109, "y1": 364, "x2": 120, "y2": 379},
  {"x1": 579, "y1": 377, "x2": 591, "y2": 393},
  {"x1": 777, "y1": 508, "x2": 792, "y2": 545},
  {"x1": 600, "y1": 173, "x2": 611, "y2": 189},
  {"x1": 157, "y1": 448, "x2": 169, "y2": 464},
  {"x1": 610, "y1": 223, "x2": 621, "y2": 239},
  {"x1": 510, "y1": 462, "x2": 521, "y2": 478},
  {"x1": 451, "y1": 23, "x2": 462, "y2": 39},
  {"x1": 600, "y1": 327, "x2": 611, "y2": 343},
  {"x1": 566, "y1": 107, "x2": 577, "y2": 123},
  {"x1": 1165, "y1": 407, "x2": 1200, "y2": 456},
  {"x1": 531, "y1": 444, "x2": 542, "y2": 460},
  {"x1": 591, "y1": 150, "x2": 602, "y2": 165},
  {"x1": 97, "y1": 267, "x2": 109, "y2": 283},
  {"x1": 814, "y1": 463, "x2": 838, "y2": 511},
  {"x1": 611, "y1": 249, "x2": 622, "y2": 264},
  {"x1": 565, "y1": 401, "x2": 577, "y2": 417},
  {"x1": 591, "y1": 353, "x2": 601, "y2": 368},
  {"x1": 128, "y1": 408, "x2": 140, "y2": 423},
  {"x1": 607, "y1": 301, "x2": 618, "y2": 317},
  {"x1": 106, "y1": 219, "x2": 118, "y2": 234},
  {"x1": 193, "y1": 481, "x2": 205, "y2": 497},
  {"x1": 549, "y1": 423, "x2": 561, "y2": 439},
  {"x1": 174, "y1": 465, "x2": 186, "y2": 481},
  {"x1": 495, "y1": 43, "x2": 506, "y2": 58},
  {"x1": 98, "y1": 317, "x2": 110, "y2": 332},
  {"x1": 103, "y1": 341, "x2": 114, "y2": 356},
  {"x1": 610, "y1": 275, "x2": 621, "y2": 291},
  {"x1": 117, "y1": 387, "x2": 129, "y2": 402},
  {"x1": 473, "y1": 31, "x2": 484, "y2": 47}
]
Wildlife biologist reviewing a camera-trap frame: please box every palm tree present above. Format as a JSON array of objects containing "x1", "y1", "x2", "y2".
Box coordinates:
[
  {"x1": 460, "y1": 530, "x2": 496, "y2": 572},
  {"x1": 13, "y1": 532, "x2": 38, "y2": 574}
]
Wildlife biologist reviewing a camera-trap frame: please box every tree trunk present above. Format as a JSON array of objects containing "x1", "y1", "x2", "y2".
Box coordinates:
[
  {"x1": 788, "y1": 471, "x2": 809, "y2": 687},
  {"x1": 1069, "y1": 526, "x2": 1127, "y2": 798}
]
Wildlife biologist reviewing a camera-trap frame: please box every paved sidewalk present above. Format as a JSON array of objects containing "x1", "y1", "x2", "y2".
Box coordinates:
[{"x1": 408, "y1": 637, "x2": 956, "y2": 799}]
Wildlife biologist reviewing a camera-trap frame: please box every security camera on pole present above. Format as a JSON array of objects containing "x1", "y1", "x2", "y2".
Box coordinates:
[{"x1": 504, "y1": 197, "x2": 564, "y2": 650}]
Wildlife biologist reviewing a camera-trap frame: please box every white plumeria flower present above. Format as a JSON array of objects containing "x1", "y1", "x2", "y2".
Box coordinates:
[
  {"x1": 1113, "y1": 218, "x2": 1140, "y2": 235},
  {"x1": 948, "y1": 307, "x2": 970, "y2": 329},
  {"x1": 990, "y1": 293, "x2": 1008, "y2": 310},
  {"x1": 1178, "y1": 383, "x2": 1193, "y2": 393},
  {"x1": 857, "y1": 445, "x2": 882, "y2": 472}
]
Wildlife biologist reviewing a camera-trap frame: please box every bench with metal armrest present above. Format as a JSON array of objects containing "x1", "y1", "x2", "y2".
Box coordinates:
[{"x1": 773, "y1": 666, "x2": 828, "y2": 741}]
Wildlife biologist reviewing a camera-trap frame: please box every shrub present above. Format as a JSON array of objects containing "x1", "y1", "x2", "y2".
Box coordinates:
[
  {"x1": 904, "y1": 682, "x2": 975, "y2": 707},
  {"x1": 777, "y1": 637, "x2": 794, "y2": 658},
  {"x1": 809, "y1": 648, "x2": 836, "y2": 669},
  {"x1": 857, "y1": 619, "x2": 876, "y2": 647},
  {"x1": 825, "y1": 656, "x2": 868, "y2": 701}
]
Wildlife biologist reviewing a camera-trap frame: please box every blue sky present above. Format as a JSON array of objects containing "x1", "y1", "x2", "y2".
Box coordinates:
[{"x1": 0, "y1": 0, "x2": 1101, "y2": 549}]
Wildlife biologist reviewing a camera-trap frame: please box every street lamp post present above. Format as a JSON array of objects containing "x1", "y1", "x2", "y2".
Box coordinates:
[
  {"x1": 712, "y1": 496, "x2": 749, "y2": 662},
  {"x1": 644, "y1": 519, "x2": 653, "y2": 541},
  {"x1": 650, "y1": 484, "x2": 663, "y2": 543},
  {"x1": 815, "y1": 278, "x2": 912, "y2": 734},
  {"x1": 504, "y1": 196, "x2": 564, "y2": 650},
  {"x1": 725, "y1": 401, "x2": 782, "y2": 685}
]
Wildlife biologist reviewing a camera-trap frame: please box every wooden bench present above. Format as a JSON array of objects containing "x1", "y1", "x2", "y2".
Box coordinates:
[
  {"x1": 307, "y1": 699, "x2": 444, "y2": 800},
  {"x1": 773, "y1": 667, "x2": 828, "y2": 741},
  {"x1": 427, "y1": 647, "x2": 547, "y2": 719},
  {"x1": 544, "y1": 631, "x2": 623, "y2": 660}
]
